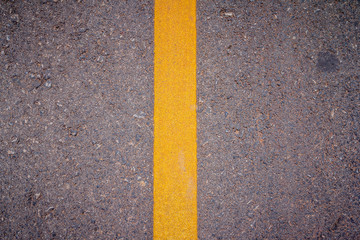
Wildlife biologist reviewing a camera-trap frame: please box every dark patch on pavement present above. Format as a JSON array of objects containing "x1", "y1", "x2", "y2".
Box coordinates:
[{"x1": 317, "y1": 51, "x2": 340, "y2": 72}]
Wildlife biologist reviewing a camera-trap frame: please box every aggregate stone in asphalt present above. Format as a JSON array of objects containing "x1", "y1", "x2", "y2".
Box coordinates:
[{"x1": 0, "y1": 0, "x2": 359, "y2": 239}]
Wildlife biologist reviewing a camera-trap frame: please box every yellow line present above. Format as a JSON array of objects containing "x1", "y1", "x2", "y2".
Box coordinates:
[{"x1": 154, "y1": 0, "x2": 197, "y2": 239}]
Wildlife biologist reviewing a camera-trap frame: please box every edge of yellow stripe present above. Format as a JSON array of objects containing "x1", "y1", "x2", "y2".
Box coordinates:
[{"x1": 154, "y1": 0, "x2": 197, "y2": 239}]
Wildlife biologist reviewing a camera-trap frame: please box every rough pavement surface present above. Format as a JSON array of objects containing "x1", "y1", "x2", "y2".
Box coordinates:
[
  {"x1": 1, "y1": 1, "x2": 153, "y2": 239},
  {"x1": 197, "y1": 1, "x2": 359, "y2": 239},
  {"x1": 0, "y1": 0, "x2": 359, "y2": 239}
]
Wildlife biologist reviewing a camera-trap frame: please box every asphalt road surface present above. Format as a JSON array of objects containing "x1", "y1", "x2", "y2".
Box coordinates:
[{"x1": 1, "y1": 0, "x2": 359, "y2": 239}]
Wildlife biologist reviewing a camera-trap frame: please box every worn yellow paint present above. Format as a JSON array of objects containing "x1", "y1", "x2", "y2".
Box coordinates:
[{"x1": 154, "y1": 0, "x2": 197, "y2": 239}]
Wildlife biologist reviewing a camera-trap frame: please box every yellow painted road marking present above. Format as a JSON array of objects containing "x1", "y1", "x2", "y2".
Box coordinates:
[{"x1": 154, "y1": 0, "x2": 197, "y2": 239}]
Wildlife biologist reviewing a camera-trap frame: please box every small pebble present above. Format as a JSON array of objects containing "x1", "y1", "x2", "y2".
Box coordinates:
[
  {"x1": 97, "y1": 56, "x2": 104, "y2": 63},
  {"x1": 79, "y1": 27, "x2": 88, "y2": 33},
  {"x1": 70, "y1": 129, "x2": 78, "y2": 136},
  {"x1": 7, "y1": 150, "x2": 15, "y2": 155},
  {"x1": 331, "y1": 109, "x2": 335, "y2": 119},
  {"x1": 10, "y1": 14, "x2": 19, "y2": 23},
  {"x1": 46, "y1": 207, "x2": 54, "y2": 212},
  {"x1": 224, "y1": 12, "x2": 234, "y2": 17},
  {"x1": 35, "y1": 193, "x2": 41, "y2": 199},
  {"x1": 45, "y1": 80, "x2": 52, "y2": 88},
  {"x1": 133, "y1": 112, "x2": 146, "y2": 119}
]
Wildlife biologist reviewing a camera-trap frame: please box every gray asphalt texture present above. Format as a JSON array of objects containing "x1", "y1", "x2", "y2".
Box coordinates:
[
  {"x1": 1, "y1": 0, "x2": 359, "y2": 239},
  {"x1": 1, "y1": 1, "x2": 153, "y2": 239}
]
